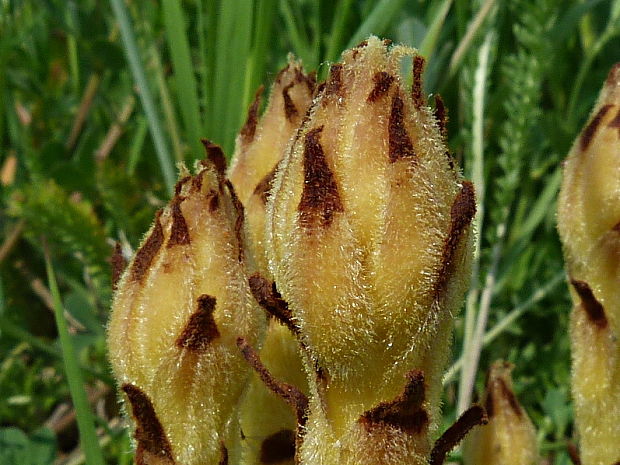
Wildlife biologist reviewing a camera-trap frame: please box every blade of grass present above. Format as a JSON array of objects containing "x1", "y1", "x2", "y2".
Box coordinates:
[
  {"x1": 242, "y1": 0, "x2": 278, "y2": 115},
  {"x1": 419, "y1": 0, "x2": 453, "y2": 59},
  {"x1": 162, "y1": 0, "x2": 203, "y2": 159},
  {"x1": 445, "y1": 0, "x2": 496, "y2": 79},
  {"x1": 458, "y1": 31, "x2": 494, "y2": 415},
  {"x1": 43, "y1": 241, "x2": 106, "y2": 465},
  {"x1": 149, "y1": 46, "x2": 185, "y2": 163},
  {"x1": 279, "y1": 0, "x2": 314, "y2": 66},
  {"x1": 325, "y1": 0, "x2": 355, "y2": 63},
  {"x1": 109, "y1": 0, "x2": 176, "y2": 194},
  {"x1": 444, "y1": 271, "x2": 565, "y2": 385},
  {"x1": 345, "y1": 0, "x2": 408, "y2": 49},
  {"x1": 212, "y1": 0, "x2": 254, "y2": 154},
  {"x1": 127, "y1": 115, "x2": 148, "y2": 176}
]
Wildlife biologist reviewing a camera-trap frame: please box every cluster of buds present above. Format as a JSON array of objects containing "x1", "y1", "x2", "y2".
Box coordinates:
[
  {"x1": 107, "y1": 37, "x2": 483, "y2": 465},
  {"x1": 558, "y1": 63, "x2": 620, "y2": 465}
]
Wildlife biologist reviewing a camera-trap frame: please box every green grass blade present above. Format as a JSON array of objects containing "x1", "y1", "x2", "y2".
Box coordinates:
[
  {"x1": 43, "y1": 244, "x2": 106, "y2": 465},
  {"x1": 325, "y1": 0, "x2": 355, "y2": 62},
  {"x1": 162, "y1": 0, "x2": 204, "y2": 159},
  {"x1": 212, "y1": 0, "x2": 254, "y2": 155},
  {"x1": 345, "y1": 0, "x2": 407, "y2": 49},
  {"x1": 279, "y1": 0, "x2": 313, "y2": 66},
  {"x1": 419, "y1": 0, "x2": 453, "y2": 59},
  {"x1": 243, "y1": 0, "x2": 278, "y2": 114},
  {"x1": 109, "y1": 0, "x2": 176, "y2": 194},
  {"x1": 444, "y1": 271, "x2": 565, "y2": 385}
]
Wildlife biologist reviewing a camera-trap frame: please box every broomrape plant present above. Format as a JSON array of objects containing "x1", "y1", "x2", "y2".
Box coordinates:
[
  {"x1": 107, "y1": 37, "x2": 620, "y2": 465},
  {"x1": 107, "y1": 37, "x2": 485, "y2": 465}
]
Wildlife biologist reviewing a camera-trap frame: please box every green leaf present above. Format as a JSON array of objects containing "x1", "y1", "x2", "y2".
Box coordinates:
[{"x1": 0, "y1": 427, "x2": 57, "y2": 465}]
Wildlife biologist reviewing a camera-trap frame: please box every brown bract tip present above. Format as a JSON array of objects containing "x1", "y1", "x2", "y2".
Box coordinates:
[
  {"x1": 298, "y1": 126, "x2": 344, "y2": 229},
  {"x1": 176, "y1": 294, "x2": 220, "y2": 351},
  {"x1": 430, "y1": 405, "x2": 487, "y2": 465},
  {"x1": 122, "y1": 383, "x2": 175, "y2": 465},
  {"x1": 388, "y1": 95, "x2": 416, "y2": 162},
  {"x1": 237, "y1": 337, "x2": 309, "y2": 427},
  {"x1": 111, "y1": 242, "x2": 127, "y2": 291},
  {"x1": 219, "y1": 443, "x2": 229, "y2": 465},
  {"x1": 201, "y1": 139, "x2": 227, "y2": 175},
  {"x1": 282, "y1": 83, "x2": 299, "y2": 121},
  {"x1": 359, "y1": 370, "x2": 428, "y2": 435},
  {"x1": 570, "y1": 279, "x2": 608, "y2": 329},
  {"x1": 131, "y1": 210, "x2": 164, "y2": 282},
  {"x1": 174, "y1": 175, "x2": 191, "y2": 196},
  {"x1": 324, "y1": 64, "x2": 343, "y2": 98},
  {"x1": 412, "y1": 56, "x2": 426, "y2": 109},
  {"x1": 434, "y1": 94, "x2": 448, "y2": 137},
  {"x1": 167, "y1": 197, "x2": 190, "y2": 248},
  {"x1": 260, "y1": 429, "x2": 296, "y2": 464},
  {"x1": 567, "y1": 441, "x2": 581, "y2": 465},
  {"x1": 249, "y1": 273, "x2": 297, "y2": 335},
  {"x1": 367, "y1": 71, "x2": 395, "y2": 102},
  {"x1": 434, "y1": 181, "x2": 476, "y2": 298},
  {"x1": 253, "y1": 166, "x2": 277, "y2": 204},
  {"x1": 225, "y1": 180, "x2": 246, "y2": 262},
  {"x1": 580, "y1": 104, "x2": 613, "y2": 151},
  {"x1": 606, "y1": 62, "x2": 620, "y2": 87},
  {"x1": 240, "y1": 86, "x2": 264, "y2": 145}
]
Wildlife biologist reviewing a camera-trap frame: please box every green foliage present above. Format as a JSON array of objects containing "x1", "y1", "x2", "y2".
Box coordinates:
[
  {"x1": 0, "y1": 0, "x2": 619, "y2": 463},
  {"x1": 0, "y1": 427, "x2": 57, "y2": 465}
]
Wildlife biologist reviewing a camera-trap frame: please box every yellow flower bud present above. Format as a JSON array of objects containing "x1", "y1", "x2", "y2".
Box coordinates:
[
  {"x1": 266, "y1": 36, "x2": 476, "y2": 464},
  {"x1": 557, "y1": 63, "x2": 620, "y2": 465},
  {"x1": 227, "y1": 61, "x2": 315, "y2": 465},
  {"x1": 107, "y1": 155, "x2": 264, "y2": 465},
  {"x1": 229, "y1": 58, "x2": 316, "y2": 276},
  {"x1": 462, "y1": 361, "x2": 539, "y2": 465}
]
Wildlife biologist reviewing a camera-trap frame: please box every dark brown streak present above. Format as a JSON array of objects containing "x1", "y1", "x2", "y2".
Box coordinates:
[
  {"x1": 131, "y1": 210, "x2": 164, "y2": 282},
  {"x1": 434, "y1": 94, "x2": 448, "y2": 138},
  {"x1": 388, "y1": 95, "x2": 416, "y2": 162},
  {"x1": 248, "y1": 273, "x2": 298, "y2": 335},
  {"x1": 359, "y1": 370, "x2": 428, "y2": 434},
  {"x1": 260, "y1": 429, "x2": 296, "y2": 464},
  {"x1": 237, "y1": 337, "x2": 309, "y2": 427},
  {"x1": 111, "y1": 242, "x2": 127, "y2": 291},
  {"x1": 240, "y1": 86, "x2": 264, "y2": 144},
  {"x1": 174, "y1": 175, "x2": 191, "y2": 195},
  {"x1": 122, "y1": 384, "x2": 175, "y2": 464},
  {"x1": 167, "y1": 197, "x2": 191, "y2": 248},
  {"x1": 219, "y1": 443, "x2": 229, "y2": 465},
  {"x1": 253, "y1": 167, "x2": 277, "y2": 204},
  {"x1": 412, "y1": 55, "x2": 426, "y2": 109},
  {"x1": 434, "y1": 181, "x2": 476, "y2": 299},
  {"x1": 324, "y1": 64, "x2": 343, "y2": 98},
  {"x1": 498, "y1": 378, "x2": 522, "y2": 417},
  {"x1": 298, "y1": 126, "x2": 344, "y2": 229},
  {"x1": 570, "y1": 279, "x2": 608, "y2": 329},
  {"x1": 567, "y1": 441, "x2": 581, "y2": 465},
  {"x1": 282, "y1": 83, "x2": 298, "y2": 121},
  {"x1": 430, "y1": 405, "x2": 487, "y2": 465},
  {"x1": 176, "y1": 294, "x2": 220, "y2": 351},
  {"x1": 580, "y1": 104, "x2": 612, "y2": 151},
  {"x1": 225, "y1": 179, "x2": 246, "y2": 263},
  {"x1": 201, "y1": 139, "x2": 227, "y2": 175},
  {"x1": 367, "y1": 71, "x2": 395, "y2": 102}
]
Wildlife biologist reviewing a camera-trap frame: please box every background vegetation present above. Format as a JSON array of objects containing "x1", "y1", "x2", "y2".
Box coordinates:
[{"x1": 0, "y1": 0, "x2": 618, "y2": 463}]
